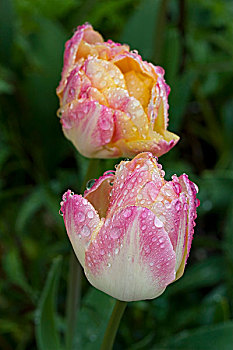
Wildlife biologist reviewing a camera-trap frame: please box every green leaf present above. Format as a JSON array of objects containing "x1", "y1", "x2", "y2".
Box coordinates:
[
  {"x1": 35, "y1": 256, "x2": 62, "y2": 350},
  {"x1": 74, "y1": 288, "x2": 115, "y2": 349},
  {"x1": 158, "y1": 321, "x2": 233, "y2": 350},
  {"x1": 15, "y1": 187, "x2": 45, "y2": 233},
  {"x1": 2, "y1": 248, "x2": 35, "y2": 299}
]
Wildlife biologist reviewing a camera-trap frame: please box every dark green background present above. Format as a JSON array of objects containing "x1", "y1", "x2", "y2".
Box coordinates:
[{"x1": 0, "y1": 0, "x2": 233, "y2": 349}]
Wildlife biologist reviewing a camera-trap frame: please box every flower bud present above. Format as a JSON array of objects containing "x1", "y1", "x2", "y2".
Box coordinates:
[
  {"x1": 57, "y1": 24, "x2": 179, "y2": 158},
  {"x1": 60, "y1": 153, "x2": 199, "y2": 301}
]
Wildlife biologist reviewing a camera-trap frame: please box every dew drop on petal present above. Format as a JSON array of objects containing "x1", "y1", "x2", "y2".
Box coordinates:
[
  {"x1": 154, "y1": 217, "x2": 164, "y2": 228},
  {"x1": 99, "y1": 118, "x2": 111, "y2": 130},
  {"x1": 81, "y1": 225, "x2": 91, "y2": 237},
  {"x1": 123, "y1": 208, "x2": 132, "y2": 218},
  {"x1": 110, "y1": 227, "x2": 122, "y2": 239},
  {"x1": 86, "y1": 179, "x2": 96, "y2": 190},
  {"x1": 107, "y1": 262, "x2": 111, "y2": 267},
  {"x1": 87, "y1": 210, "x2": 94, "y2": 219},
  {"x1": 76, "y1": 211, "x2": 85, "y2": 222}
]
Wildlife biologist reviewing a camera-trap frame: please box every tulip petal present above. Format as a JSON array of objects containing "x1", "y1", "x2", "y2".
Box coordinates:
[
  {"x1": 84, "y1": 172, "x2": 115, "y2": 218},
  {"x1": 84, "y1": 57, "x2": 126, "y2": 91},
  {"x1": 61, "y1": 190, "x2": 102, "y2": 267},
  {"x1": 62, "y1": 100, "x2": 115, "y2": 157},
  {"x1": 57, "y1": 24, "x2": 103, "y2": 95},
  {"x1": 85, "y1": 206, "x2": 176, "y2": 301},
  {"x1": 175, "y1": 174, "x2": 199, "y2": 279},
  {"x1": 104, "y1": 88, "x2": 149, "y2": 139},
  {"x1": 114, "y1": 134, "x2": 179, "y2": 158},
  {"x1": 107, "y1": 153, "x2": 164, "y2": 214}
]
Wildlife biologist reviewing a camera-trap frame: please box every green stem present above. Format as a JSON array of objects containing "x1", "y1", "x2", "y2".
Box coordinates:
[
  {"x1": 100, "y1": 300, "x2": 127, "y2": 350},
  {"x1": 65, "y1": 158, "x2": 102, "y2": 350}
]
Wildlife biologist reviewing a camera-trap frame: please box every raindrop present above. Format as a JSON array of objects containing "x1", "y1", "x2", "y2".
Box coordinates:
[
  {"x1": 110, "y1": 227, "x2": 122, "y2": 239},
  {"x1": 81, "y1": 225, "x2": 91, "y2": 237},
  {"x1": 107, "y1": 262, "x2": 111, "y2": 267},
  {"x1": 123, "y1": 208, "x2": 132, "y2": 218},
  {"x1": 59, "y1": 209, "x2": 63, "y2": 216},
  {"x1": 115, "y1": 248, "x2": 119, "y2": 255},
  {"x1": 149, "y1": 262, "x2": 154, "y2": 267},
  {"x1": 87, "y1": 211, "x2": 94, "y2": 219},
  {"x1": 99, "y1": 118, "x2": 111, "y2": 130},
  {"x1": 86, "y1": 179, "x2": 96, "y2": 190},
  {"x1": 154, "y1": 217, "x2": 164, "y2": 228},
  {"x1": 69, "y1": 87, "x2": 75, "y2": 96},
  {"x1": 76, "y1": 211, "x2": 85, "y2": 222}
]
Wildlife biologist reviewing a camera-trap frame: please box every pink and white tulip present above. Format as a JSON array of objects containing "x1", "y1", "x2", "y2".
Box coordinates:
[
  {"x1": 57, "y1": 24, "x2": 179, "y2": 158},
  {"x1": 60, "y1": 153, "x2": 199, "y2": 301}
]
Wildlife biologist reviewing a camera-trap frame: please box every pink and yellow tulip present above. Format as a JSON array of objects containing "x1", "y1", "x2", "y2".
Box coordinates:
[
  {"x1": 60, "y1": 153, "x2": 199, "y2": 301},
  {"x1": 57, "y1": 24, "x2": 179, "y2": 158}
]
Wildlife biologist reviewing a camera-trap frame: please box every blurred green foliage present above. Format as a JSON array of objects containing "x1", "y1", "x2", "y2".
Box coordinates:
[{"x1": 0, "y1": 0, "x2": 233, "y2": 349}]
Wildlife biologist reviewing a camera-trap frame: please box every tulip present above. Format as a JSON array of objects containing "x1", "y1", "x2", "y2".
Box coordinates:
[
  {"x1": 60, "y1": 153, "x2": 199, "y2": 301},
  {"x1": 57, "y1": 24, "x2": 179, "y2": 158}
]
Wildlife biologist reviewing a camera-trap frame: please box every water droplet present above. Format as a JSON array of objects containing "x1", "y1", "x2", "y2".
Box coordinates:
[
  {"x1": 59, "y1": 209, "x2": 63, "y2": 216},
  {"x1": 154, "y1": 217, "x2": 164, "y2": 228},
  {"x1": 87, "y1": 211, "x2": 94, "y2": 219},
  {"x1": 123, "y1": 208, "x2": 132, "y2": 218},
  {"x1": 132, "y1": 126, "x2": 137, "y2": 132},
  {"x1": 142, "y1": 225, "x2": 147, "y2": 231},
  {"x1": 86, "y1": 179, "x2": 96, "y2": 190},
  {"x1": 100, "y1": 80, "x2": 107, "y2": 88},
  {"x1": 76, "y1": 211, "x2": 85, "y2": 222},
  {"x1": 107, "y1": 262, "x2": 111, "y2": 267},
  {"x1": 115, "y1": 248, "x2": 119, "y2": 254},
  {"x1": 110, "y1": 227, "x2": 122, "y2": 239},
  {"x1": 149, "y1": 262, "x2": 154, "y2": 267},
  {"x1": 100, "y1": 249, "x2": 105, "y2": 255},
  {"x1": 69, "y1": 87, "x2": 75, "y2": 96},
  {"x1": 81, "y1": 225, "x2": 91, "y2": 237},
  {"x1": 99, "y1": 118, "x2": 111, "y2": 130}
]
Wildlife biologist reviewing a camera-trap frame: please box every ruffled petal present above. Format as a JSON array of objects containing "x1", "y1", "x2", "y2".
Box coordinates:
[
  {"x1": 175, "y1": 174, "x2": 199, "y2": 279},
  {"x1": 85, "y1": 206, "x2": 176, "y2": 301},
  {"x1": 60, "y1": 190, "x2": 102, "y2": 266},
  {"x1": 84, "y1": 171, "x2": 115, "y2": 218},
  {"x1": 61, "y1": 100, "x2": 115, "y2": 157}
]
